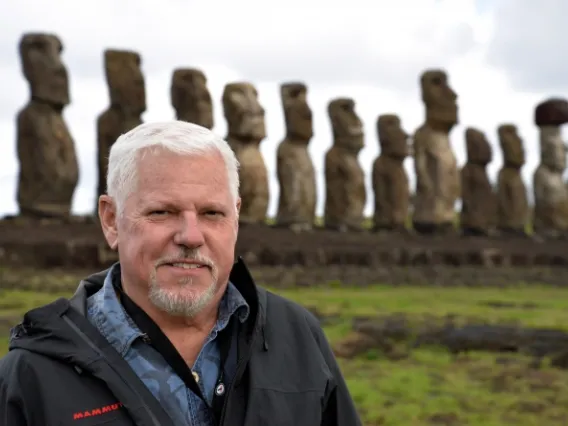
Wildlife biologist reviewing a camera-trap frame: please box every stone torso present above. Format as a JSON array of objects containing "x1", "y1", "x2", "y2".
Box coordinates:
[
  {"x1": 276, "y1": 140, "x2": 317, "y2": 228},
  {"x1": 17, "y1": 101, "x2": 79, "y2": 217},
  {"x1": 460, "y1": 163, "x2": 496, "y2": 231},
  {"x1": 229, "y1": 139, "x2": 270, "y2": 223},
  {"x1": 413, "y1": 125, "x2": 459, "y2": 225},
  {"x1": 533, "y1": 164, "x2": 568, "y2": 232},
  {"x1": 324, "y1": 146, "x2": 366, "y2": 230},
  {"x1": 497, "y1": 167, "x2": 529, "y2": 231},
  {"x1": 372, "y1": 155, "x2": 409, "y2": 229}
]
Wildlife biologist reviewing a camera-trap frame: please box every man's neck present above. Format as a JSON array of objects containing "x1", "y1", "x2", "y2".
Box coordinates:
[
  {"x1": 121, "y1": 283, "x2": 225, "y2": 366},
  {"x1": 126, "y1": 284, "x2": 223, "y2": 333}
]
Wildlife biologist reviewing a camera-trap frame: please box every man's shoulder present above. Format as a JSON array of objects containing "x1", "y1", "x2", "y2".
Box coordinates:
[
  {"x1": 260, "y1": 288, "x2": 324, "y2": 336},
  {"x1": 257, "y1": 288, "x2": 339, "y2": 385},
  {"x1": 0, "y1": 347, "x2": 37, "y2": 384}
]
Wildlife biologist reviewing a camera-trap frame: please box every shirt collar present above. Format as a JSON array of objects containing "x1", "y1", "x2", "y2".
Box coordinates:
[{"x1": 88, "y1": 262, "x2": 250, "y2": 355}]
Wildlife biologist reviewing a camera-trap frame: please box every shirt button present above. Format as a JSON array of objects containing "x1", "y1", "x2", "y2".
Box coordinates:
[{"x1": 192, "y1": 371, "x2": 200, "y2": 383}]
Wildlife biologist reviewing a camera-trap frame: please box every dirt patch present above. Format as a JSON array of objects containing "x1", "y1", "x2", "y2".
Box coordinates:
[
  {"x1": 304, "y1": 306, "x2": 342, "y2": 326},
  {"x1": 513, "y1": 400, "x2": 548, "y2": 413},
  {"x1": 479, "y1": 301, "x2": 540, "y2": 309},
  {"x1": 426, "y1": 413, "x2": 462, "y2": 426},
  {"x1": 335, "y1": 314, "x2": 568, "y2": 370}
]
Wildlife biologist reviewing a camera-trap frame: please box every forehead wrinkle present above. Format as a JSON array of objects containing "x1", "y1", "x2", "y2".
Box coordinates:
[
  {"x1": 133, "y1": 151, "x2": 232, "y2": 201},
  {"x1": 136, "y1": 174, "x2": 231, "y2": 207}
]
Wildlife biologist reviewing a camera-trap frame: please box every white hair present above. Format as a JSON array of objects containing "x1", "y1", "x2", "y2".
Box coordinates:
[{"x1": 106, "y1": 120, "x2": 240, "y2": 214}]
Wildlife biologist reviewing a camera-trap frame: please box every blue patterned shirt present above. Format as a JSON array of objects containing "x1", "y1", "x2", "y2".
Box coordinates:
[{"x1": 86, "y1": 263, "x2": 249, "y2": 425}]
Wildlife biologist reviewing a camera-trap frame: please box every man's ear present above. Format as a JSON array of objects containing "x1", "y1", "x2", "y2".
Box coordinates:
[
  {"x1": 98, "y1": 195, "x2": 119, "y2": 250},
  {"x1": 234, "y1": 197, "x2": 241, "y2": 233}
]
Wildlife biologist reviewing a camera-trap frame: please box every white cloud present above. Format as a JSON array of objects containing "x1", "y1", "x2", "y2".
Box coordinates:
[
  {"x1": 0, "y1": 0, "x2": 564, "y2": 218},
  {"x1": 485, "y1": 0, "x2": 568, "y2": 94}
]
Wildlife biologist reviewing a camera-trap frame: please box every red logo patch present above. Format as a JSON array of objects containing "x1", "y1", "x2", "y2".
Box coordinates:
[{"x1": 73, "y1": 402, "x2": 123, "y2": 420}]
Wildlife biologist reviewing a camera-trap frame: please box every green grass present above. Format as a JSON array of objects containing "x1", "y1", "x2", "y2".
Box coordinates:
[
  {"x1": 340, "y1": 350, "x2": 568, "y2": 425},
  {"x1": 2, "y1": 272, "x2": 568, "y2": 425},
  {"x1": 276, "y1": 284, "x2": 568, "y2": 329}
]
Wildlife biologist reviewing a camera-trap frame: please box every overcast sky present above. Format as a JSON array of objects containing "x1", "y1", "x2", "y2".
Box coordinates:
[{"x1": 1, "y1": 0, "x2": 567, "y2": 217}]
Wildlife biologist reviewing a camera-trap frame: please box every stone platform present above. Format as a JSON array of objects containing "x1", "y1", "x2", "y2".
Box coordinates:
[{"x1": 1, "y1": 219, "x2": 568, "y2": 286}]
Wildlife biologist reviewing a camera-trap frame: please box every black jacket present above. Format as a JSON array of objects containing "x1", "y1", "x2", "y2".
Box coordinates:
[{"x1": 0, "y1": 258, "x2": 362, "y2": 426}]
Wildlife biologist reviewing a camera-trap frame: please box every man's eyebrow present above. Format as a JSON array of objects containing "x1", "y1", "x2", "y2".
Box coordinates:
[
  {"x1": 201, "y1": 202, "x2": 230, "y2": 211},
  {"x1": 139, "y1": 198, "x2": 176, "y2": 209}
]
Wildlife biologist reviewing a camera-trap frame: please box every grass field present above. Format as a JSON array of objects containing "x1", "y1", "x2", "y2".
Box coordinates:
[{"x1": 1, "y1": 269, "x2": 567, "y2": 425}]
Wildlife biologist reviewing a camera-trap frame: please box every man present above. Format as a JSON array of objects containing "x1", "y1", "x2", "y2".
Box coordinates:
[{"x1": 0, "y1": 121, "x2": 362, "y2": 426}]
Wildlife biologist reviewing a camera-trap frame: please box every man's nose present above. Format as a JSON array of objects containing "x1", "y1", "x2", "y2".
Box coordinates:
[{"x1": 173, "y1": 213, "x2": 205, "y2": 248}]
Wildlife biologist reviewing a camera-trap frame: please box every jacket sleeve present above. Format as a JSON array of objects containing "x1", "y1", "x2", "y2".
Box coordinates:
[
  {"x1": 0, "y1": 356, "x2": 28, "y2": 426},
  {"x1": 0, "y1": 395, "x2": 27, "y2": 426},
  {"x1": 308, "y1": 317, "x2": 363, "y2": 426}
]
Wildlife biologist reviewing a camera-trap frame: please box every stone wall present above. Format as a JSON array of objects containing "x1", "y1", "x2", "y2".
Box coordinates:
[{"x1": 1, "y1": 221, "x2": 567, "y2": 287}]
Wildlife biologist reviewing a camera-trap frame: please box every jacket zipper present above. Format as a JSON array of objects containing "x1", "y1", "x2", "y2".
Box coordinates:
[
  {"x1": 217, "y1": 326, "x2": 260, "y2": 426},
  {"x1": 62, "y1": 315, "x2": 163, "y2": 426}
]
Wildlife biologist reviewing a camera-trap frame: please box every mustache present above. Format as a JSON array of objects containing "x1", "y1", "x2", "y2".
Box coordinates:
[{"x1": 154, "y1": 249, "x2": 215, "y2": 268}]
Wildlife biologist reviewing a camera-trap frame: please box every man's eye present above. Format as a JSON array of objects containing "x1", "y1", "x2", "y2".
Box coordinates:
[
  {"x1": 150, "y1": 210, "x2": 168, "y2": 216},
  {"x1": 205, "y1": 211, "x2": 223, "y2": 217}
]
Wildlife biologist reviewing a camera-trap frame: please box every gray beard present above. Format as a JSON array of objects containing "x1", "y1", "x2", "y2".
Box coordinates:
[{"x1": 148, "y1": 264, "x2": 219, "y2": 318}]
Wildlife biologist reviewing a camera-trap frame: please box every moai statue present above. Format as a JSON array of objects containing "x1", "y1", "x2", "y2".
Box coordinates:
[
  {"x1": 275, "y1": 82, "x2": 317, "y2": 231},
  {"x1": 16, "y1": 33, "x2": 79, "y2": 219},
  {"x1": 459, "y1": 128, "x2": 497, "y2": 236},
  {"x1": 412, "y1": 69, "x2": 460, "y2": 235},
  {"x1": 372, "y1": 114, "x2": 410, "y2": 233},
  {"x1": 170, "y1": 68, "x2": 213, "y2": 129},
  {"x1": 496, "y1": 124, "x2": 529, "y2": 237},
  {"x1": 324, "y1": 98, "x2": 366, "y2": 231},
  {"x1": 97, "y1": 49, "x2": 146, "y2": 203},
  {"x1": 222, "y1": 82, "x2": 268, "y2": 225},
  {"x1": 533, "y1": 98, "x2": 568, "y2": 239}
]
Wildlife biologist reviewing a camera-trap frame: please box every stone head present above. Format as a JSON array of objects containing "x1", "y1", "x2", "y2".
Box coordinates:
[
  {"x1": 534, "y1": 98, "x2": 568, "y2": 127},
  {"x1": 171, "y1": 68, "x2": 214, "y2": 130},
  {"x1": 535, "y1": 98, "x2": 568, "y2": 172},
  {"x1": 222, "y1": 82, "x2": 266, "y2": 142},
  {"x1": 19, "y1": 32, "x2": 69, "y2": 107},
  {"x1": 377, "y1": 114, "x2": 409, "y2": 159},
  {"x1": 104, "y1": 49, "x2": 146, "y2": 114},
  {"x1": 498, "y1": 124, "x2": 525, "y2": 168},
  {"x1": 465, "y1": 127, "x2": 492, "y2": 165},
  {"x1": 327, "y1": 97, "x2": 364, "y2": 153},
  {"x1": 420, "y1": 69, "x2": 458, "y2": 131},
  {"x1": 280, "y1": 82, "x2": 313, "y2": 143}
]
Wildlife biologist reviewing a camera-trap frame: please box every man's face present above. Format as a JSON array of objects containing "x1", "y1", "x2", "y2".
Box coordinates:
[{"x1": 100, "y1": 149, "x2": 240, "y2": 317}]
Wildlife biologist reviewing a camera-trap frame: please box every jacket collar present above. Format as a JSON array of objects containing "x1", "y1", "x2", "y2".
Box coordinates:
[{"x1": 70, "y1": 256, "x2": 266, "y2": 331}]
